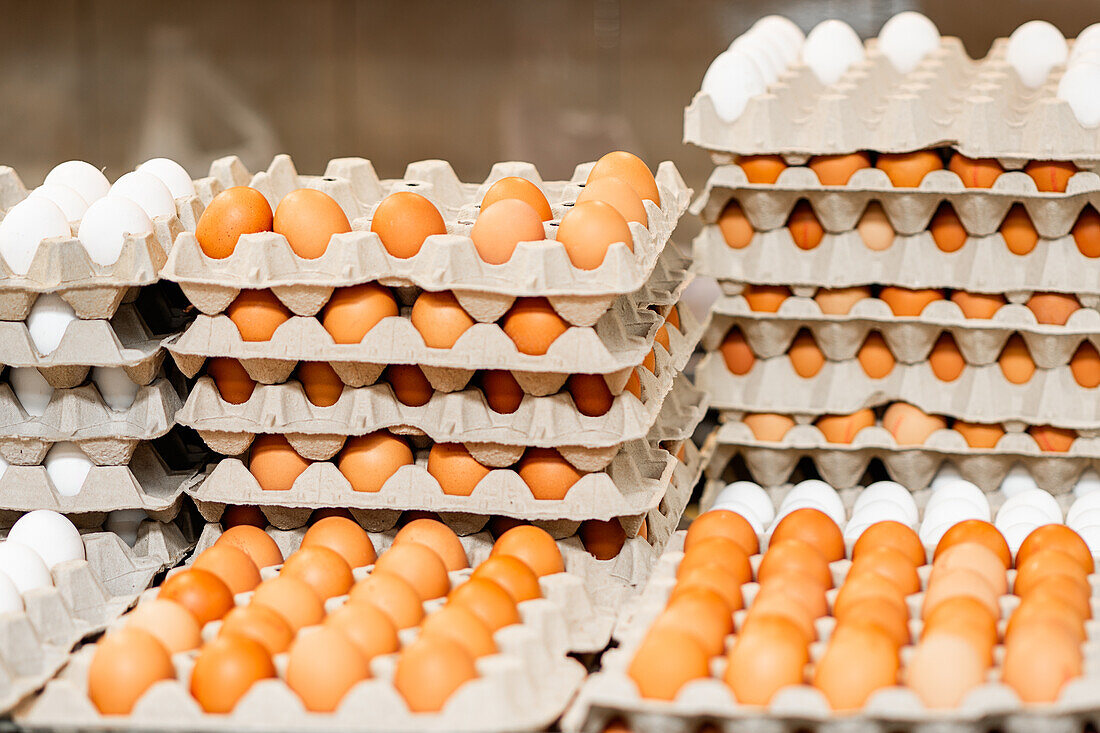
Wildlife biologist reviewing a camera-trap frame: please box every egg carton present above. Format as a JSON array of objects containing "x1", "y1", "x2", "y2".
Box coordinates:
[
  {"x1": 0, "y1": 518, "x2": 192, "y2": 715},
  {"x1": 695, "y1": 349, "x2": 1100, "y2": 430},
  {"x1": 166, "y1": 290, "x2": 706, "y2": 396},
  {"x1": 0, "y1": 443, "x2": 199, "y2": 524},
  {"x1": 0, "y1": 305, "x2": 166, "y2": 389},
  {"x1": 707, "y1": 294, "x2": 1100, "y2": 369},
  {"x1": 163, "y1": 154, "x2": 690, "y2": 326},
  {"x1": 684, "y1": 36, "x2": 1100, "y2": 165},
  {"x1": 0, "y1": 379, "x2": 181, "y2": 466}
]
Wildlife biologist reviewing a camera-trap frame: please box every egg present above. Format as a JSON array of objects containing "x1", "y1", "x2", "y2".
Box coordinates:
[
  {"x1": 285, "y1": 627, "x2": 370, "y2": 713},
  {"x1": 1001, "y1": 204, "x2": 1039, "y2": 255},
  {"x1": 787, "y1": 200, "x2": 824, "y2": 250},
  {"x1": 844, "y1": 506, "x2": 915, "y2": 542},
  {"x1": 289, "y1": 361, "x2": 342, "y2": 407},
  {"x1": 679, "y1": 536, "x2": 752, "y2": 586},
  {"x1": 470, "y1": 199, "x2": 546, "y2": 265},
  {"x1": 876, "y1": 150, "x2": 943, "y2": 188},
  {"x1": 852, "y1": 521, "x2": 925, "y2": 565},
  {"x1": 883, "y1": 402, "x2": 947, "y2": 445},
  {"x1": 1027, "y1": 292, "x2": 1080, "y2": 325},
  {"x1": 1006, "y1": 20, "x2": 1068, "y2": 88},
  {"x1": 91, "y1": 366, "x2": 140, "y2": 412},
  {"x1": 475, "y1": 369, "x2": 523, "y2": 413},
  {"x1": 717, "y1": 200, "x2": 754, "y2": 249},
  {"x1": 742, "y1": 284, "x2": 789, "y2": 312},
  {"x1": 1057, "y1": 63, "x2": 1100, "y2": 126},
  {"x1": 1074, "y1": 207, "x2": 1100, "y2": 257},
  {"x1": 854, "y1": 202, "x2": 895, "y2": 251},
  {"x1": 930, "y1": 202, "x2": 968, "y2": 252},
  {"x1": 998, "y1": 334, "x2": 1036, "y2": 384},
  {"x1": 125, "y1": 599, "x2": 202, "y2": 654},
  {"x1": 516, "y1": 447, "x2": 585, "y2": 500},
  {"x1": 853, "y1": 482, "x2": 919, "y2": 522},
  {"x1": 717, "y1": 328, "x2": 755, "y2": 378},
  {"x1": 0, "y1": 197, "x2": 71, "y2": 275},
  {"x1": 320, "y1": 283, "x2": 398, "y2": 344},
  {"x1": 808, "y1": 152, "x2": 871, "y2": 185},
  {"x1": 25, "y1": 293, "x2": 76, "y2": 356},
  {"x1": 1005, "y1": 597, "x2": 1086, "y2": 647},
  {"x1": 481, "y1": 177, "x2": 552, "y2": 221},
  {"x1": 1015, "y1": 549, "x2": 1090, "y2": 597},
  {"x1": 672, "y1": 564, "x2": 744, "y2": 613},
  {"x1": 269, "y1": 188, "x2": 351, "y2": 260},
  {"x1": 108, "y1": 170, "x2": 175, "y2": 220},
  {"x1": 41, "y1": 440, "x2": 91, "y2": 497},
  {"x1": 1002, "y1": 629, "x2": 1081, "y2": 703},
  {"x1": 43, "y1": 160, "x2": 109, "y2": 203},
  {"x1": 490, "y1": 525, "x2": 565, "y2": 576},
  {"x1": 700, "y1": 50, "x2": 767, "y2": 122},
  {"x1": 921, "y1": 596, "x2": 997, "y2": 663},
  {"x1": 953, "y1": 420, "x2": 1005, "y2": 449},
  {"x1": 933, "y1": 520, "x2": 1011, "y2": 568},
  {"x1": 226, "y1": 289, "x2": 291, "y2": 342},
  {"x1": 923, "y1": 566, "x2": 1000, "y2": 620},
  {"x1": 158, "y1": 568, "x2": 233, "y2": 625},
  {"x1": 835, "y1": 597, "x2": 910, "y2": 649},
  {"x1": 280, "y1": 545, "x2": 354, "y2": 599},
  {"x1": 932, "y1": 542, "x2": 1007, "y2": 595},
  {"x1": 723, "y1": 617, "x2": 808, "y2": 705},
  {"x1": 743, "y1": 413, "x2": 795, "y2": 441},
  {"x1": 370, "y1": 191, "x2": 447, "y2": 259},
  {"x1": 555, "y1": 200, "x2": 633, "y2": 270},
  {"x1": 655, "y1": 588, "x2": 734, "y2": 656},
  {"x1": 136, "y1": 158, "x2": 194, "y2": 198},
  {"x1": 195, "y1": 187, "x2": 273, "y2": 259},
  {"x1": 801, "y1": 20, "x2": 865, "y2": 85},
  {"x1": 769, "y1": 507, "x2": 844, "y2": 561},
  {"x1": 394, "y1": 517, "x2": 468, "y2": 571},
  {"x1": 337, "y1": 432, "x2": 413, "y2": 493},
  {"x1": 500, "y1": 297, "x2": 568, "y2": 355},
  {"x1": 373, "y1": 542, "x2": 451, "y2": 601},
  {"x1": 219, "y1": 604, "x2": 294, "y2": 655},
  {"x1": 202, "y1": 357, "x2": 255, "y2": 405},
  {"x1": 191, "y1": 543, "x2": 261, "y2": 594},
  {"x1": 348, "y1": 573, "x2": 424, "y2": 629},
  {"x1": 190, "y1": 635, "x2": 276, "y2": 714},
  {"x1": 1017, "y1": 524, "x2": 1094, "y2": 573},
  {"x1": 393, "y1": 636, "x2": 478, "y2": 712},
  {"x1": 754, "y1": 570, "x2": 828, "y2": 619},
  {"x1": 947, "y1": 153, "x2": 1004, "y2": 188},
  {"x1": 420, "y1": 604, "x2": 497, "y2": 659},
  {"x1": 628, "y1": 627, "x2": 709, "y2": 700},
  {"x1": 216, "y1": 525, "x2": 283, "y2": 568},
  {"x1": 250, "y1": 575, "x2": 325, "y2": 631},
  {"x1": 878, "y1": 12, "x2": 941, "y2": 73},
  {"x1": 951, "y1": 290, "x2": 1005, "y2": 319},
  {"x1": 851, "y1": 545, "x2": 921, "y2": 592},
  {"x1": 321, "y1": 604, "x2": 399, "y2": 668},
  {"x1": 248, "y1": 434, "x2": 311, "y2": 491},
  {"x1": 6, "y1": 509, "x2": 82, "y2": 571},
  {"x1": 448, "y1": 577, "x2": 520, "y2": 631},
  {"x1": 815, "y1": 409, "x2": 875, "y2": 444},
  {"x1": 758, "y1": 538, "x2": 832, "y2": 588},
  {"x1": 300, "y1": 515, "x2": 376, "y2": 568},
  {"x1": 929, "y1": 333, "x2": 966, "y2": 382},
  {"x1": 812, "y1": 625, "x2": 898, "y2": 711},
  {"x1": 576, "y1": 176, "x2": 648, "y2": 226},
  {"x1": 1025, "y1": 160, "x2": 1077, "y2": 193},
  {"x1": 1030, "y1": 424, "x2": 1076, "y2": 452},
  {"x1": 1019, "y1": 575, "x2": 1091, "y2": 620},
  {"x1": 858, "y1": 332, "x2": 896, "y2": 378},
  {"x1": 1070, "y1": 342, "x2": 1100, "y2": 388},
  {"x1": 833, "y1": 572, "x2": 907, "y2": 618},
  {"x1": 586, "y1": 151, "x2": 660, "y2": 205},
  {"x1": 880, "y1": 286, "x2": 943, "y2": 316},
  {"x1": 736, "y1": 155, "x2": 786, "y2": 184},
  {"x1": 787, "y1": 330, "x2": 825, "y2": 377},
  {"x1": 906, "y1": 634, "x2": 985, "y2": 708},
  {"x1": 686, "y1": 509, "x2": 759, "y2": 555},
  {"x1": 87, "y1": 628, "x2": 175, "y2": 714}
]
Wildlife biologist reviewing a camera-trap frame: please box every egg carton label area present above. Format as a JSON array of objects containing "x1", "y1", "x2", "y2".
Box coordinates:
[
  {"x1": 706, "y1": 295, "x2": 1100, "y2": 369},
  {"x1": 685, "y1": 37, "x2": 1100, "y2": 163},
  {"x1": 164, "y1": 155, "x2": 690, "y2": 320},
  {"x1": 564, "y1": 528, "x2": 1100, "y2": 733},
  {"x1": 695, "y1": 351, "x2": 1100, "y2": 429},
  {"x1": 0, "y1": 379, "x2": 181, "y2": 466}
]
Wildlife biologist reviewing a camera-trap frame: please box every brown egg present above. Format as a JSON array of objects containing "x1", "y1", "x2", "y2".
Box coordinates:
[
  {"x1": 876, "y1": 150, "x2": 943, "y2": 187},
  {"x1": 1021, "y1": 575, "x2": 1091, "y2": 620},
  {"x1": 393, "y1": 636, "x2": 478, "y2": 712},
  {"x1": 296, "y1": 362, "x2": 344, "y2": 407},
  {"x1": 556, "y1": 200, "x2": 633, "y2": 270},
  {"x1": 218, "y1": 604, "x2": 294, "y2": 655},
  {"x1": 394, "y1": 518, "x2": 469, "y2": 571},
  {"x1": 490, "y1": 525, "x2": 565, "y2": 576},
  {"x1": 921, "y1": 596, "x2": 997, "y2": 664},
  {"x1": 1027, "y1": 292, "x2": 1080, "y2": 325},
  {"x1": 448, "y1": 577, "x2": 520, "y2": 630},
  {"x1": 788, "y1": 330, "x2": 825, "y2": 378},
  {"x1": 743, "y1": 284, "x2": 789, "y2": 312},
  {"x1": 586, "y1": 151, "x2": 660, "y2": 205},
  {"x1": 501, "y1": 297, "x2": 569, "y2": 355},
  {"x1": 472, "y1": 555, "x2": 541, "y2": 603},
  {"x1": 951, "y1": 290, "x2": 1005, "y2": 319},
  {"x1": 250, "y1": 575, "x2": 325, "y2": 631},
  {"x1": 301, "y1": 516, "x2": 376, "y2": 568},
  {"x1": 744, "y1": 597, "x2": 818, "y2": 644},
  {"x1": 743, "y1": 413, "x2": 795, "y2": 441},
  {"x1": 947, "y1": 153, "x2": 1003, "y2": 188},
  {"x1": 1017, "y1": 524, "x2": 1094, "y2": 573},
  {"x1": 628, "y1": 627, "x2": 711, "y2": 700},
  {"x1": 812, "y1": 625, "x2": 899, "y2": 710},
  {"x1": 88, "y1": 627, "x2": 175, "y2": 714},
  {"x1": 858, "y1": 332, "x2": 896, "y2": 378},
  {"x1": 374, "y1": 542, "x2": 451, "y2": 600},
  {"x1": 422, "y1": 443, "x2": 490, "y2": 498},
  {"x1": 479, "y1": 369, "x2": 524, "y2": 413},
  {"x1": 226, "y1": 289, "x2": 291, "y2": 341},
  {"x1": 850, "y1": 546, "x2": 921, "y2": 594},
  {"x1": 852, "y1": 521, "x2": 925, "y2": 566},
  {"x1": 566, "y1": 374, "x2": 615, "y2": 416},
  {"x1": 754, "y1": 570, "x2": 828, "y2": 619},
  {"x1": 933, "y1": 521, "x2": 1011, "y2": 569},
  {"x1": 249, "y1": 434, "x2": 311, "y2": 491},
  {"x1": 207, "y1": 358, "x2": 255, "y2": 404},
  {"x1": 1071, "y1": 342, "x2": 1100, "y2": 388},
  {"x1": 736, "y1": 154, "x2": 787, "y2": 184},
  {"x1": 1001, "y1": 204, "x2": 1039, "y2": 255},
  {"x1": 337, "y1": 432, "x2": 413, "y2": 492},
  {"x1": 787, "y1": 200, "x2": 825, "y2": 250},
  {"x1": 930, "y1": 202, "x2": 968, "y2": 253},
  {"x1": 623, "y1": 368, "x2": 642, "y2": 399},
  {"x1": 280, "y1": 545, "x2": 354, "y2": 600},
  {"x1": 1015, "y1": 550, "x2": 1090, "y2": 596},
  {"x1": 471, "y1": 199, "x2": 545, "y2": 265},
  {"x1": 348, "y1": 573, "x2": 425, "y2": 629},
  {"x1": 835, "y1": 597, "x2": 910, "y2": 649},
  {"x1": 576, "y1": 176, "x2": 648, "y2": 226},
  {"x1": 882, "y1": 402, "x2": 948, "y2": 445},
  {"x1": 654, "y1": 323, "x2": 671, "y2": 352},
  {"x1": 191, "y1": 544, "x2": 261, "y2": 594},
  {"x1": 815, "y1": 409, "x2": 876, "y2": 444},
  {"x1": 196, "y1": 187, "x2": 273, "y2": 259},
  {"x1": 321, "y1": 283, "x2": 398, "y2": 344},
  {"x1": 221, "y1": 506, "x2": 267, "y2": 528},
  {"x1": 517, "y1": 447, "x2": 586, "y2": 500},
  {"x1": 370, "y1": 191, "x2": 446, "y2": 259},
  {"x1": 717, "y1": 200, "x2": 754, "y2": 249},
  {"x1": 311, "y1": 507, "x2": 355, "y2": 522},
  {"x1": 420, "y1": 604, "x2": 497, "y2": 658},
  {"x1": 481, "y1": 177, "x2": 552, "y2": 221},
  {"x1": 273, "y1": 189, "x2": 350, "y2": 259},
  {"x1": 815, "y1": 286, "x2": 871, "y2": 315},
  {"x1": 720, "y1": 327, "x2": 755, "y2": 375},
  {"x1": 723, "y1": 616, "x2": 809, "y2": 705},
  {"x1": 684, "y1": 510, "x2": 758, "y2": 555},
  {"x1": 1002, "y1": 627, "x2": 1082, "y2": 703},
  {"x1": 1073, "y1": 206, "x2": 1100, "y2": 257},
  {"x1": 126, "y1": 599, "x2": 202, "y2": 654},
  {"x1": 758, "y1": 538, "x2": 832, "y2": 589},
  {"x1": 1025, "y1": 160, "x2": 1077, "y2": 193},
  {"x1": 771, "y1": 507, "x2": 844, "y2": 562},
  {"x1": 655, "y1": 588, "x2": 734, "y2": 656},
  {"x1": 929, "y1": 333, "x2": 966, "y2": 382},
  {"x1": 579, "y1": 518, "x2": 627, "y2": 560},
  {"x1": 1005, "y1": 595, "x2": 1086, "y2": 645},
  {"x1": 954, "y1": 420, "x2": 1005, "y2": 449},
  {"x1": 880, "y1": 286, "x2": 943, "y2": 316},
  {"x1": 671, "y1": 564, "x2": 744, "y2": 613},
  {"x1": 216, "y1": 525, "x2": 283, "y2": 568},
  {"x1": 832, "y1": 573, "x2": 907, "y2": 621},
  {"x1": 1029, "y1": 424, "x2": 1076, "y2": 452},
  {"x1": 808, "y1": 152, "x2": 871, "y2": 185},
  {"x1": 857, "y1": 202, "x2": 896, "y2": 251},
  {"x1": 158, "y1": 568, "x2": 234, "y2": 625},
  {"x1": 190, "y1": 635, "x2": 276, "y2": 714},
  {"x1": 285, "y1": 627, "x2": 370, "y2": 713},
  {"x1": 998, "y1": 334, "x2": 1036, "y2": 384},
  {"x1": 679, "y1": 536, "x2": 752, "y2": 586},
  {"x1": 906, "y1": 634, "x2": 986, "y2": 708}
]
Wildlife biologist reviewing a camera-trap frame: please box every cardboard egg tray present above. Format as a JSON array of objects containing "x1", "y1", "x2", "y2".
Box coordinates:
[
  {"x1": 163, "y1": 154, "x2": 690, "y2": 327},
  {"x1": 0, "y1": 167, "x2": 203, "y2": 320},
  {"x1": 695, "y1": 349, "x2": 1100, "y2": 429},
  {"x1": 684, "y1": 36, "x2": 1100, "y2": 164},
  {"x1": 0, "y1": 305, "x2": 165, "y2": 389},
  {"x1": 707, "y1": 294, "x2": 1100, "y2": 369},
  {"x1": 0, "y1": 519, "x2": 192, "y2": 715},
  {"x1": 565, "y1": 528, "x2": 1100, "y2": 733},
  {"x1": 0, "y1": 378, "x2": 181, "y2": 466}
]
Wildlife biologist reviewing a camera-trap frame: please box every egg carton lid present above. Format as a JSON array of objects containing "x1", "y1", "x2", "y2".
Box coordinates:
[
  {"x1": 695, "y1": 349, "x2": 1100, "y2": 430},
  {"x1": 684, "y1": 36, "x2": 1100, "y2": 164},
  {"x1": 707, "y1": 294, "x2": 1100, "y2": 369},
  {"x1": 0, "y1": 378, "x2": 181, "y2": 466},
  {"x1": 694, "y1": 163, "x2": 1100, "y2": 239}
]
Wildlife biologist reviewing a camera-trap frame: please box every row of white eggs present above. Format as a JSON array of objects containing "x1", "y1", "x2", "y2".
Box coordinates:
[
  {"x1": 0, "y1": 158, "x2": 194, "y2": 275},
  {"x1": 10, "y1": 363, "x2": 139, "y2": 416},
  {"x1": 0, "y1": 441, "x2": 96, "y2": 497},
  {"x1": 0, "y1": 510, "x2": 86, "y2": 614}
]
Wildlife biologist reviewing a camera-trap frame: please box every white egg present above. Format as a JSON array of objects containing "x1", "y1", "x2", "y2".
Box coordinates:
[
  {"x1": 995, "y1": 489, "x2": 1063, "y2": 525},
  {"x1": 711, "y1": 480, "x2": 775, "y2": 525},
  {"x1": 8, "y1": 510, "x2": 85, "y2": 569},
  {"x1": 929, "y1": 462, "x2": 962, "y2": 491},
  {"x1": 29, "y1": 183, "x2": 88, "y2": 222},
  {"x1": 1002, "y1": 521, "x2": 1046, "y2": 554},
  {"x1": 849, "y1": 497, "x2": 917, "y2": 527},
  {"x1": 0, "y1": 572, "x2": 23, "y2": 613},
  {"x1": 1057, "y1": 63, "x2": 1100, "y2": 127},
  {"x1": 878, "y1": 11, "x2": 941, "y2": 73},
  {"x1": 751, "y1": 15, "x2": 805, "y2": 57},
  {"x1": 999, "y1": 463, "x2": 1038, "y2": 497},
  {"x1": 0, "y1": 197, "x2": 71, "y2": 276},
  {"x1": 1007, "y1": 20, "x2": 1068, "y2": 88},
  {"x1": 91, "y1": 366, "x2": 140, "y2": 412},
  {"x1": 771, "y1": 498, "x2": 839, "y2": 531},
  {"x1": 77, "y1": 196, "x2": 153, "y2": 267},
  {"x1": 43, "y1": 442, "x2": 92, "y2": 497},
  {"x1": 25, "y1": 293, "x2": 77, "y2": 355},
  {"x1": 801, "y1": 19, "x2": 865, "y2": 85},
  {"x1": 1074, "y1": 23, "x2": 1100, "y2": 53},
  {"x1": 921, "y1": 498, "x2": 990, "y2": 535},
  {"x1": 1070, "y1": 508, "x2": 1100, "y2": 531},
  {"x1": 925, "y1": 479, "x2": 990, "y2": 519},
  {"x1": 108, "y1": 170, "x2": 176, "y2": 220},
  {"x1": 994, "y1": 504, "x2": 1049, "y2": 533},
  {"x1": 780, "y1": 479, "x2": 845, "y2": 525},
  {"x1": 853, "y1": 481, "x2": 919, "y2": 524},
  {"x1": 43, "y1": 161, "x2": 110, "y2": 205},
  {"x1": 105, "y1": 508, "x2": 147, "y2": 547},
  {"x1": 700, "y1": 50, "x2": 767, "y2": 122},
  {"x1": 8, "y1": 367, "x2": 53, "y2": 416},
  {"x1": 0, "y1": 541, "x2": 52, "y2": 592},
  {"x1": 729, "y1": 31, "x2": 786, "y2": 83},
  {"x1": 1070, "y1": 47, "x2": 1100, "y2": 70},
  {"x1": 1068, "y1": 492, "x2": 1100, "y2": 525},
  {"x1": 1075, "y1": 468, "x2": 1100, "y2": 498},
  {"x1": 136, "y1": 158, "x2": 195, "y2": 198},
  {"x1": 710, "y1": 502, "x2": 765, "y2": 535},
  {"x1": 1072, "y1": 524, "x2": 1100, "y2": 553}
]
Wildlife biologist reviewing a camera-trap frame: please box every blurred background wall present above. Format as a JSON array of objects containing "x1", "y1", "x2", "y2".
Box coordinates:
[{"x1": 2, "y1": 0, "x2": 1098, "y2": 191}]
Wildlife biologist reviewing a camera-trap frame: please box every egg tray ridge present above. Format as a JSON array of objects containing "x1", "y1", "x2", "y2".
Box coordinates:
[
  {"x1": 695, "y1": 350, "x2": 1100, "y2": 430},
  {"x1": 707, "y1": 294, "x2": 1100, "y2": 369},
  {"x1": 565, "y1": 529, "x2": 1100, "y2": 733},
  {"x1": 684, "y1": 36, "x2": 1100, "y2": 164}
]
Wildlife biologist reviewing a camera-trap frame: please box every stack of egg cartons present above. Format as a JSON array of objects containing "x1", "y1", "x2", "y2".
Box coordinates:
[{"x1": 0, "y1": 159, "x2": 204, "y2": 711}]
